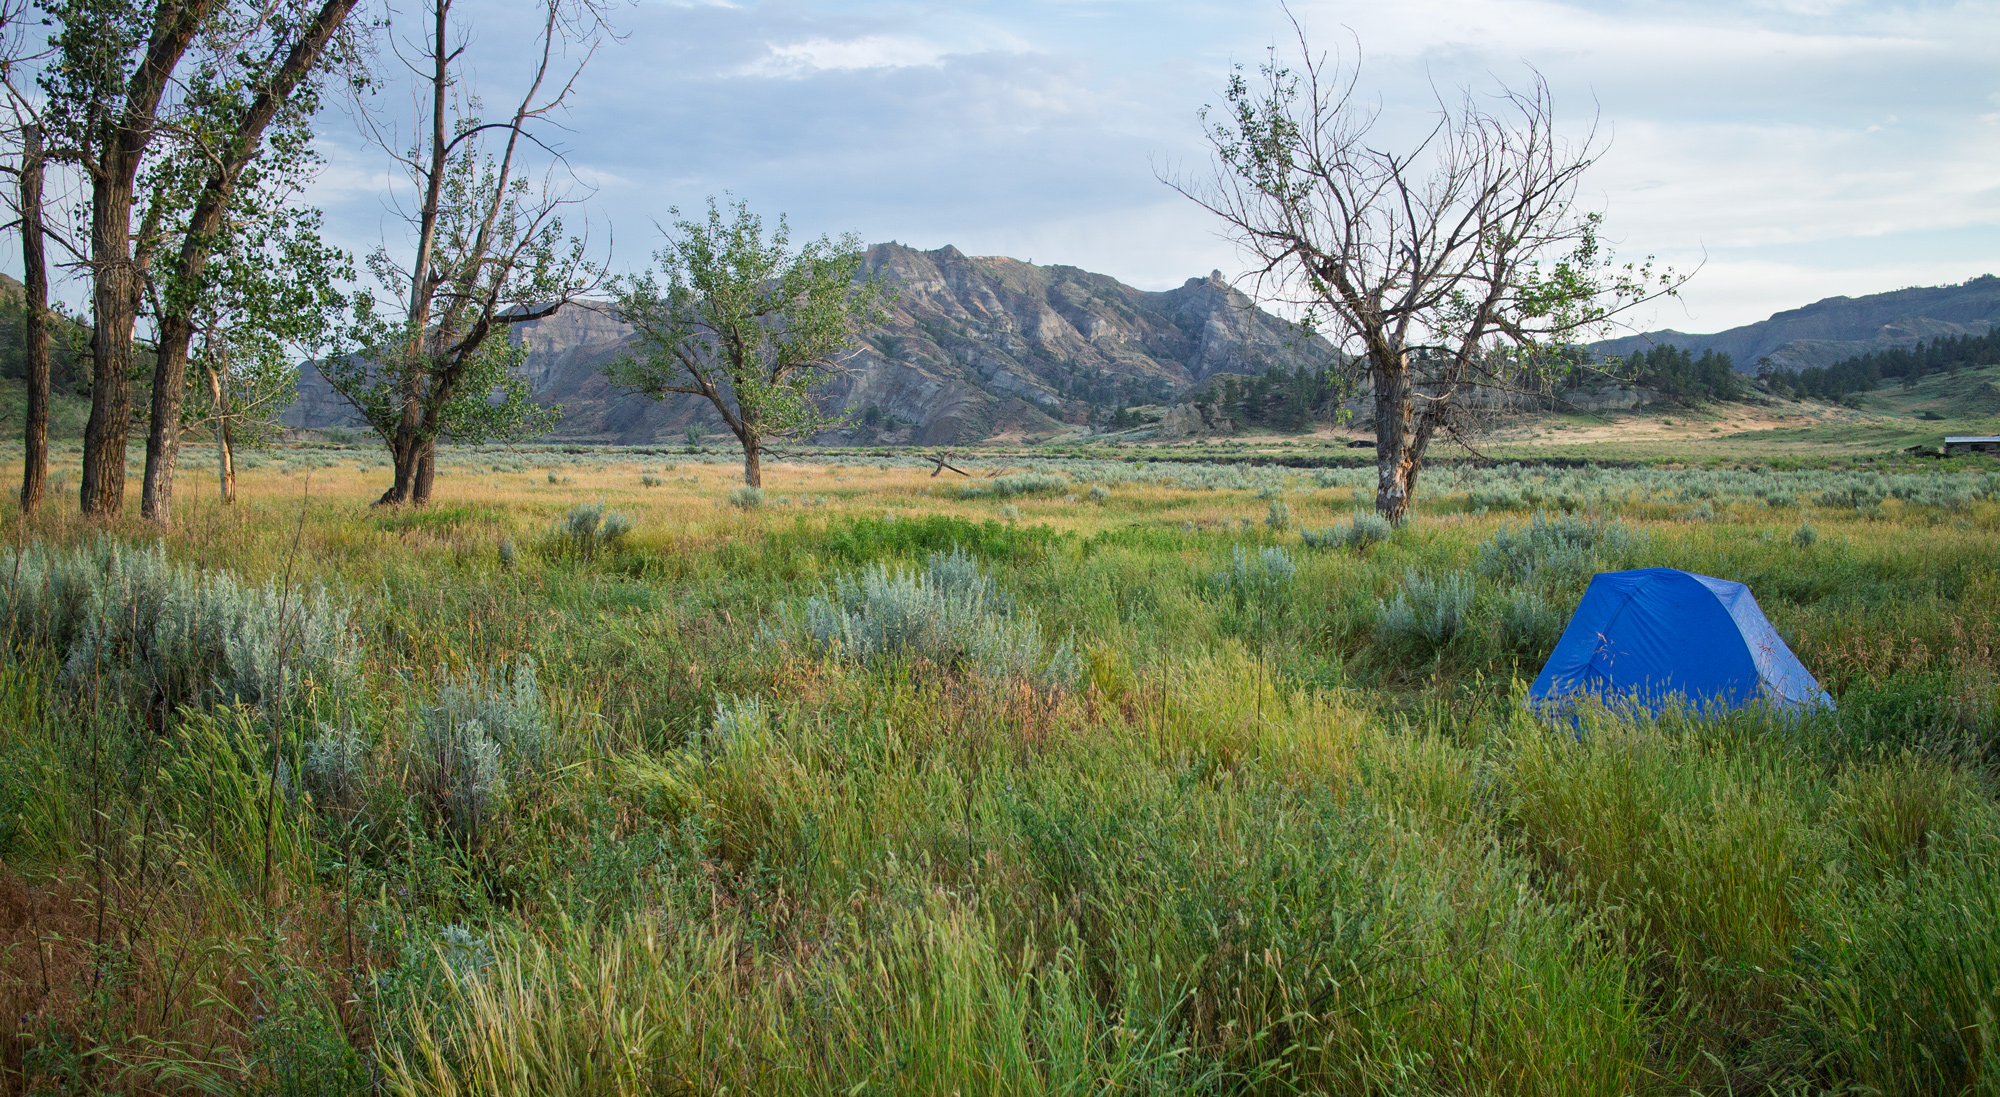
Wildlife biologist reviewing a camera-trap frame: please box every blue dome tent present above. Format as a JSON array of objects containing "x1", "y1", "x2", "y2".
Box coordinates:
[{"x1": 1528, "y1": 568, "x2": 1832, "y2": 717}]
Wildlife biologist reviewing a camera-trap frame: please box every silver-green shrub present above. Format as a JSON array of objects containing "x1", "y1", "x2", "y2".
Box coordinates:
[
  {"x1": 554, "y1": 503, "x2": 634, "y2": 560},
  {"x1": 410, "y1": 658, "x2": 547, "y2": 837},
  {"x1": 695, "y1": 694, "x2": 768, "y2": 756},
  {"x1": 0, "y1": 538, "x2": 357, "y2": 715},
  {"x1": 1496, "y1": 587, "x2": 1565, "y2": 656},
  {"x1": 1213, "y1": 545, "x2": 1297, "y2": 612},
  {"x1": 959, "y1": 472, "x2": 1071, "y2": 499},
  {"x1": 1377, "y1": 569, "x2": 1476, "y2": 652},
  {"x1": 1476, "y1": 512, "x2": 1637, "y2": 585},
  {"x1": 1302, "y1": 511, "x2": 1394, "y2": 550},
  {"x1": 776, "y1": 547, "x2": 1078, "y2": 687},
  {"x1": 302, "y1": 724, "x2": 368, "y2": 809}
]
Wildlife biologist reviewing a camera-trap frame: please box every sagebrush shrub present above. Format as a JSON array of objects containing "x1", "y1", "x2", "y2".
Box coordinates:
[
  {"x1": 1213, "y1": 545, "x2": 1297, "y2": 612},
  {"x1": 1496, "y1": 587, "x2": 1565, "y2": 657},
  {"x1": 960, "y1": 472, "x2": 1070, "y2": 499},
  {"x1": 302, "y1": 724, "x2": 368, "y2": 809},
  {"x1": 0, "y1": 538, "x2": 357, "y2": 716},
  {"x1": 1265, "y1": 499, "x2": 1291, "y2": 530},
  {"x1": 697, "y1": 695, "x2": 768, "y2": 756},
  {"x1": 410, "y1": 657, "x2": 550, "y2": 839},
  {"x1": 553, "y1": 503, "x2": 634, "y2": 560},
  {"x1": 729, "y1": 486, "x2": 765, "y2": 510},
  {"x1": 1377, "y1": 569, "x2": 1475, "y2": 652},
  {"x1": 776, "y1": 546, "x2": 1079, "y2": 687},
  {"x1": 1476, "y1": 512, "x2": 1636, "y2": 584},
  {"x1": 1303, "y1": 511, "x2": 1393, "y2": 550}
]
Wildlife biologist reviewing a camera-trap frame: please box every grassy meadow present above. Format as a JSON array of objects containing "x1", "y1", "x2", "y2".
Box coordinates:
[{"x1": 3, "y1": 438, "x2": 2000, "y2": 1095}]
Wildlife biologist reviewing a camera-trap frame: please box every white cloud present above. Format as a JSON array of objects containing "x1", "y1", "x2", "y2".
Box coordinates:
[{"x1": 743, "y1": 34, "x2": 952, "y2": 76}]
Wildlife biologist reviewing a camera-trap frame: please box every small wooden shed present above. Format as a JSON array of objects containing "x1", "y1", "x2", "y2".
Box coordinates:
[{"x1": 1944, "y1": 435, "x2": 2000, "y2": 456}]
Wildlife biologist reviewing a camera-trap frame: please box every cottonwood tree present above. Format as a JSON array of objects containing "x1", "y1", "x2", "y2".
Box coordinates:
[
  {"x1": 328, "y1": 0, "x2": 608, "y2": 507},
  {"x1": 1173, "y1": 26, "x2": 1681, "y2": 521},
  {"x1": 8, "y1": 114, "x2": 51, "y2": 513},
  {"x1": 34, "y1": 0, "x2": 361, "y2": 520},
  {"x1": 607, "y1": 197, "x2": 887, "y2": 488},
  {"x1": 136, "y1": 0, "x2": 363, "y2": 523},
  {"x1": 0, "y1": 0, "x2": 57, "y2": 514},
  {"x1": 184, "y1": 205, "x2": 347, "y2": 502}
]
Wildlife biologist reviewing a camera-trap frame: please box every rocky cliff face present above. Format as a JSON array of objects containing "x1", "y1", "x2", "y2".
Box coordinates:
[
  {"x1": 287, "y1": 243, "x2": 1332, "y2": 445},
  {"x1": 1593, "y1": 275, "x2": 2000, "y2": 372}
]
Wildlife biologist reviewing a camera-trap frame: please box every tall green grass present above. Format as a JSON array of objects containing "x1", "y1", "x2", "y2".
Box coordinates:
[{"x1": 3, "y1": 457, "x2": 1998, "y2": 1094}]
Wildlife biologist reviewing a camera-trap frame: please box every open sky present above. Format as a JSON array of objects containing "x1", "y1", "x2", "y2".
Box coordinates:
[{"x1": 308, "y1": 0, "x2": 2000, "y2": 336}]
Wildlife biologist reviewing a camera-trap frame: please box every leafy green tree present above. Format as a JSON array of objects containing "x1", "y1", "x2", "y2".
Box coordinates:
[
  {"x1": 39, "y1": 0, "x2": 223, "y2": 518},
  {"x1": 607, "y1": 197, "x2": 889, "y2": 487},
  {"x1": 135, "y1": 0, "x2": 362, "y2": 523},
  {"x1": 1171, "y1": 23, "x2": 1683, "y2": 521},
  {"x1": 185, "y1": 207, "x2": 350, "y2": 502}
]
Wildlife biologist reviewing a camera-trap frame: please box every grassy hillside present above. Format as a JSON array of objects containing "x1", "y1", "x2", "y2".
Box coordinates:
[{"x1": 2, "y1": 445, "x2": 1997, "y2": 1094}]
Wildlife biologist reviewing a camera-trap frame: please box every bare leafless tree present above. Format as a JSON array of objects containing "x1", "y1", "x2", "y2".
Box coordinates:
[
  {"x1": 329, "y1": 0, "x2": 610, "y2": 507},
  {"x1": 1171, "y1": 21, "x2": 1683, "y2": 521}
]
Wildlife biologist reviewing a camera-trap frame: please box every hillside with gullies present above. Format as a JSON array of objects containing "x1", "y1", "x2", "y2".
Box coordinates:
[{"x1": 286, "y1": 243, "x2": 1333, "y2": 445}]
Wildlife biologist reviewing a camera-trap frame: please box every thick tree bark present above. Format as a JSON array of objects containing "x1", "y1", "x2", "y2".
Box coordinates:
[
  {"x1": 18, "y1": 123, "x2": 48, "y2": 514},
  {"x1": 141, "y1": 0, "x2": 360, "y2": 525},
  {"x1": 1372, "y1": 356, "x2": 1416, "y2": 523},
  {"x1": 741, "y1": 434, "x2": 762, "y2": 488},
  {"x1": 412, "y1": 439, "x2": 436, "y2": 504},
  {"x1": 140, "y1": 313, "x2": 193, "y2": 520},
  {"x1": 1372, "y1": 354, "x2": 1445, "y2": 524},
  {"x1": 76, "y1": 0, "x2": 221, "y2": 519},
  {"x1": 79, "y1": 175, "x2": 140, "y2": 519},
  {"x1": 375, "y1": 431, "x2": 418, "y2": 506}
]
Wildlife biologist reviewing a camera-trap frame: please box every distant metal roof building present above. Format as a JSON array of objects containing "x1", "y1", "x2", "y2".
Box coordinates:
[{"x1": 1944, "y1": 435, "x2": 2000, "y2": 455}]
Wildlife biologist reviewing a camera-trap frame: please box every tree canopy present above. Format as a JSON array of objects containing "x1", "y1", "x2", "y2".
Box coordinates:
[{"x1": 607, "y1": 197, "x2": 888, "y2": 487}]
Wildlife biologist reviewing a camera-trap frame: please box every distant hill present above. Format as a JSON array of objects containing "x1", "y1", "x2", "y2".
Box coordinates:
[
  {"x1": 1593, "y1": 275, "x2": 2000, "y2": 372},
  {"x1": 289, "y1": 243, "x2": 1333, "y2": 445}
]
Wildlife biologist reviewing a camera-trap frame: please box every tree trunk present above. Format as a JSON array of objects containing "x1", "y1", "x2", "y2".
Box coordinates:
[
  {"x1": 80, "y1": 176, "x2": 140, "y2": 520},
  {"x1": 205, "y1": 361, "x2": 236, "y2": 502},
  {"x1": 18, "y1": 123, "x2": 48, "y2": 515},
  {"x1": 411, "y1": 438, "x2": 437, "y2": 504},
  {"x1": 1372, "y1": 355, "x2": 1417, "y2": 523},
  {"x1": 375, "y1": 433, "x2": 417, "y2": 505},
  {"x1": 741, "y1": 434, "x2": 762, "y2": 488},
  {"x1": 140, "y1": 314, "x2": 194, "y2": 522}
]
